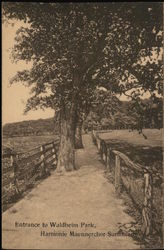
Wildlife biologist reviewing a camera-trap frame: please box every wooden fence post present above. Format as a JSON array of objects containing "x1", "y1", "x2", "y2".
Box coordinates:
[
  {"x1": 106, "y1": 147, "x2": 111, "y2": 171},
  {"x1": 12, "y1": 154, "x2": 20, "y2": 195},
  {"x1": 10, "y1": 155, "x2": 14, "y2": 190},
  {"x1": 52, "y1": 142, "x2": 57, "y2": 167},
  {"x1": 141, "y1": 170, "x2": 153, "y2": 237},
  {"x1": 40, "y1": 145, "x2": 46, "y2": 176},
  {"x1": 92, "y1": 130, "x2": 95, "y2": 143},
  {"x1": 115, "y1": 154, "x2": 121, "y2": 195},
  {"x1": 100, "y1": 140, "x2": 103, "y2": 159},
  {"x1": 102, "y1": 143, "x2": 106, "y2": 163},
  {"x1": 24, "y1": 171, "x2": 28, "y2": 188},
  {"x1": 97, "y1": 138, "x2": 100, "y2": 151}
]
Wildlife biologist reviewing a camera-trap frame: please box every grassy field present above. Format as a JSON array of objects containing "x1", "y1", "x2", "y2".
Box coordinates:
[
  {"x1": 98, "y1": 129, "x2": 163, "y2": 172},
  {"x1": 2, "y1": 134, "x2": 58, "y2": 154},
  {"x1": 98, "y1": 129, "x2": 163, "y2": 147}
]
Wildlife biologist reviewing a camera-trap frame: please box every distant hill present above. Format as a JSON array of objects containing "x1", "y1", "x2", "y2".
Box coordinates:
[
  {"x1": 3, "y1": 97, "x2": 162, "y2": 137},
  {"x1": 3, "y1": 117, "x2": 58, "y2": 137}
]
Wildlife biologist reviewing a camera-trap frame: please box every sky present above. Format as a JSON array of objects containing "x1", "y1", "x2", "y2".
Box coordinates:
[{"x1": 2, "y1": 21, "x2": 54, "y2": 125}]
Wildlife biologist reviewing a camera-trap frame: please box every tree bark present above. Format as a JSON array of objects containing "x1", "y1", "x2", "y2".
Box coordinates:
[
  {"x1": 56, "y1": 104, "x2": 76, "y2": 172},
  {"x1": 75, "y1": 120, "x2": 83, "y2": 149},
  {"x1": 57, "y1": 69, "x2": 83, "y2": 172}
]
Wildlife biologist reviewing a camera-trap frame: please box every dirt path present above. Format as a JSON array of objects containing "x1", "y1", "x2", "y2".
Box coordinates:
[{"x1": 2, "y1": 134, "x2": 139, "y2": 249}]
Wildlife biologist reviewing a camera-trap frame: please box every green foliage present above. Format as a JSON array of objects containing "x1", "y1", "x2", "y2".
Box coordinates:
[
  {"x1": 2, "y1": 3, "x2": 163, "y2": 129},
  {"x1": 3, "y1": 118, "x2": 58, "y2": 137},
  {"x1": 84, "y1": 89, "x2": 163, "y2": 131}
]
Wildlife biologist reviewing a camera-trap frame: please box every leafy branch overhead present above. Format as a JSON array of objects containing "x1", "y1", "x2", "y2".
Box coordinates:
[
  {"x1": 3, "y1": 3, "x2": 163, "y2": 171},
  {"x1": 3, "y1": 2, "x2": 163, "y2": 115}
]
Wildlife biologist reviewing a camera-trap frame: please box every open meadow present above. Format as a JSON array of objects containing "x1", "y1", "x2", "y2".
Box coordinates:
[
  {"x1": 98, "y1": 129, "x2": 163, "y2": 147},
  {"x1": 2, "y1": 134, "x2": 59, "y2": 154},
  {"x1": 98, "y1": 129, "x2": 163, "y2": 172}
]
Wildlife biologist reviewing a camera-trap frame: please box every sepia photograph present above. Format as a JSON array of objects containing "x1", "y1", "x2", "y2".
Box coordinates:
[{"x1": 2, "y1": 2, "x2": 163, "y2": 249}]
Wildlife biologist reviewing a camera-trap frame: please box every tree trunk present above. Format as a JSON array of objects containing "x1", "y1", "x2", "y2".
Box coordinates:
[
  {"x1": 75, "y1": 120, "x2": 83, "y2": 149},
  {"x1": 57, "y1": 69, "x2": 82, "y2": 172},
  {"x1": 56, "y1": 104, "x2": 76, "y2": 172}
]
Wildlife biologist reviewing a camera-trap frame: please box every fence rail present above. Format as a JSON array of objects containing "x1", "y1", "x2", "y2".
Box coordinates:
[
  {"x1": 92, "y1": 130, "x2": 162, "y2": 242},
  {"x1": 2, "y1": 139, "x2": 60, "y2": 207}
]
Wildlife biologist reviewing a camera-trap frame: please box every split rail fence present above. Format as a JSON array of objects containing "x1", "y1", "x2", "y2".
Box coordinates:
[
  {"x1": 92, "y1": 130, "x2": 163, "y2": 242},
  {"x1": 2, "y1": 139, "x2": 59, "y2": 207}
]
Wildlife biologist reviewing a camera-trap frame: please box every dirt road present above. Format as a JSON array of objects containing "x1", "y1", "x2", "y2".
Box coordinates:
[{"x1": 2, "y1": 134, "x2": 139, "y2": 249}]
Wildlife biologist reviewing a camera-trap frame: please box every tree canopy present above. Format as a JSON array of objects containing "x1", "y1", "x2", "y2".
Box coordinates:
[
  {"x1": 3, "y1": 2, "x2": 163, "y2": 112},
  {"x1": 3, "y1": 2, "x2": 163, "y2": 170}
]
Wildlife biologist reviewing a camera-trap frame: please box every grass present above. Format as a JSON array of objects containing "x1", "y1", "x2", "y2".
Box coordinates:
[
  {"x1": 2, "y1": 134, "x2": 59, "y2": 212},
  {"x1": 98, "y1": 129, "x2": 163, "y2": 147},
  {"x1": 98, "y1": 129, "x2": 162, "y2": 172},
  {"x1": 2, "y1": 134, "x2": 59, "y2": 154},
  {"x1": 99, "y1": 129, "x2": 163, "y2": 247},
  {"x1": 97, "y1": 129, "x2": 163, "y2": 147}
]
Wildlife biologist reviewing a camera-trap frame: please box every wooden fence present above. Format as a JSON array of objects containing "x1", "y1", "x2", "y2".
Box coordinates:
[
  {"x1": 92, "y1": 130, "x2": 163, "y2": 242},
  {"x1": 2, "y1": 139, "x2": 59, "y2": 207}
]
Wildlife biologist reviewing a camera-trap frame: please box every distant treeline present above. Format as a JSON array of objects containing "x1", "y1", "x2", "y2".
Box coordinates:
[
  {"x1": 3, "y1": 118, "x2": 58, "y2": 137},
  {"x1": 3, "y1": 98, "x2": 163, "y2": 137},
  {"x1": 84, "y1": 98, "x2": 163, "y2": 131}
]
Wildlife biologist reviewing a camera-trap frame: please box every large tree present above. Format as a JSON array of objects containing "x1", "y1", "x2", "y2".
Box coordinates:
[{"x1": 3, "y1": 2, "x2": 163, "y2": 171}]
